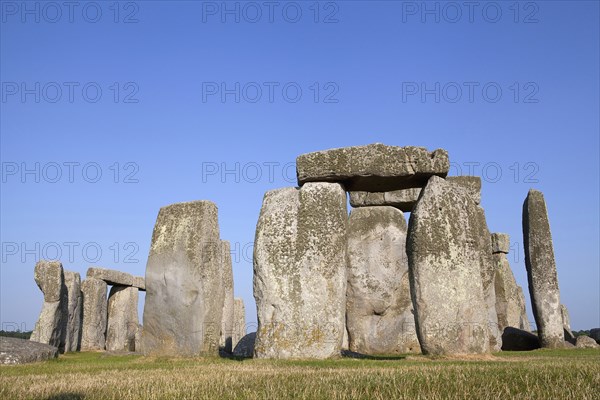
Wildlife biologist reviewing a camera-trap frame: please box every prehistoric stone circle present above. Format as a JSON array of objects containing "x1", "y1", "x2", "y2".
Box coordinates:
[
  {"x1": 346, "y1": 206, "x2": 419, "y2": 354},
  {"x1": 232, "y1": 298, "x2": 246, "y2": 351},
  {"x1": 296, "y1": 144, "x2": 449, "y2": 191},
  {"x1": 348, "y1": 188, "x2": 422, "y2": 212},
  {"x1": 87, "y1": 267, "x2": 145, "y2": 290},
  {"x1": 64, "y1": 271, "x2": 82, "y2": 352},
  {"x1": 220, "y1": 241, "x2": 235, "y2": 353},
  {"x1": 407, "y1": 176, "x2": 490, "y2": 355},
  {"x1": 142, "y1": 200, "x2": 223, "y2": 356},
  {"x1": 30, "y1": 260, "x2": 68, "y2": 353},
  {"x1": 523, "y1": 189, "x2": 563, "y2": 348},
  {"x1": 80, "y1": 278, "x2": 108, "y2": 351},
  {"x1": 253, "y1": 183, "x2": 347, "y2": 359},
  {"x1": 106, "y1": 286, "x2": 139, "y2": 352}
]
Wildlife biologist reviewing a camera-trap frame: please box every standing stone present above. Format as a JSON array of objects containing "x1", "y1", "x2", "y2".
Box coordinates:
[
  {"x1": 64, "y1": 271, "x2": 82, "y2": 352},
  {"x1": 445, "y1": 176, "x2": 482, "y2": 204},
  {"x1": 407, "y1": 176, "x2": 490, "y2": 355},
  {"x1": 134, "y1": 325, "x2": 143, "y2": 352},
  {"x1": 80, "y1": 278, "x2": 107, "y2": 351},
  {"x1": 296, "y1": 144, "x2": 450, "y2": 191},
  {"x1": 493, "y1": 248, "x2": 531, "y2": 332},
  {"x1": 142, "y1": 200, "x2": 223, "y2": 356},
  {"x1": 523, "y1": 189, "x2": 563, "y2": 348},
  {"x1": 253, "y1": 183, "x2": 347, "y2": 359},
  {"x1": 346, "y1": 206, "x2": 419, "y2": 354},
  {"x1": 232, "y1": 298, "x2": 246, "y2": 351},
  {"x1": 219, "y1": 241, "x2": 234, "y2": 353},
  {"x1": 30, "y1": 261, "x2": 68, "y2": 353},
  {"x1": 560, "y1": 304, "x2": 576, "y2": 344},
  {"x1": 106, "y1": 286, "x2": 139, "y2": 352}
]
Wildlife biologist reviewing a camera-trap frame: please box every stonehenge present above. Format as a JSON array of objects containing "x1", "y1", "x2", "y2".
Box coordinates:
[
  {"x1": 253, "y1": 183, "x2": 348, "y2": 359},
  {"x1": 523, "y1": 189, "x2": 564, "y2": 348},
  {"x1": 28, "y1": 143, "x2": 578, "y2": 359},
  {"x1": 142, "y1": 200, "x2": 223, "y2": 356}
]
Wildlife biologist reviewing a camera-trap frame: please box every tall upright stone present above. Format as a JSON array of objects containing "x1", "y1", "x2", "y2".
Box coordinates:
[
  {"x1": 64, "y1": 271, "x2": 82, "y2": 352},
  {"x1": 407, "y1": 176, "x2": 490, "y2": 355},
  {"x1": 30, "y1": 261, "x2": 68, "y2": 353},
  {"x1": 142, "y1": 200, "x2": 223, "y2": 356},
  {"x1": 346, "y1": 206, "x2": 419, "y2": 354},
  {"x1": 522, "y1": 189, "x2": 563, "y2": 348},
  {"x1": 232, "y1": 297, "x2": 246, "y2": 351},
  {"x1": 492, "y1": 233, "x2": 530, "y2": 332},
  {"x1": 80, "y1": 278, "x2": 107, "y2": 351},
  {"x1": 106, "y1": 286, "x2": 139, "y2": 352},
  {"x1": 219, "y1": 241, "x2": 234, "y2": 353},
  {"x1": 253, "y1": 183, "x2": 347, "y2": 359}
]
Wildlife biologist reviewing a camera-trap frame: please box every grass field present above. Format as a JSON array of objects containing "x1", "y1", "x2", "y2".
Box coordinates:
[{"x1": 1, "y1": 349, "x2": 598, "y2": 399}]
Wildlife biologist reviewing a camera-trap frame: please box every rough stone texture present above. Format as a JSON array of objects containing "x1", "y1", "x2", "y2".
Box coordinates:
[
  {"x1": 296, "y1": 144, "x2": 449, "y2": 191},
  {"x1": 232, "y1": 298, "x2": 246, "y2": 352},
  {"x1": 407, "y1": 176, "x2": 490, "y2": 355},
  {"x1": 446, "y1": 176, "x2": 481, "y2": 204},
  {"x1": 219, "y1": 241, "x2": 234, "y2": 353},
  {"x1": 523, "y1": 189, "x2": 563, "y2": 348},
  {"x1": 501, "y1": 327, "x2": 540, "y2": 351},
  {"x1": 348, "y1": 188, "x2": 422, "y2": 212},
  {"x1": 576, "y1": 335, "x2": 600, "y2": 349},
  {"x1": 87, "y1": 267, "x2": 145, "y2": 290},
  {"x1": 0, "y1": 337, "x2": 59, "y2": 365},
  {"x1": 493, "y1": 252, "x2": 531, "y2": 332},
  {"x1": 80, "y1": 278, "x2": 108, "y2": 351},
  {"x1": 30, "y1": 260, "x2": 68, "y2": 353},
  {"x1": 491, "y1": 233, "x2": 510, "y2": 254},
  {"x1": 590, "y1": 328, "x2": 600, "y2": 344},
  {"x1": 64, "y1": 271, "x2": 82, "y2": 352},
  {"x1": 253, "y1": 183, "x2": 347, "y2": 359},
  {"x1": 142, "y1": 200, "x2": 223, "y2": 356},
  {"x1": 106, "y1": 286, "x2": 139, "y2": 352},
  {"x1": 135, "y1": 325, "x2": 143, "y2": 352},
  {"x1": 346, "y1": 206, "x2": 419, "y2": 354},
  {"x1": 233, "y1": 332, "x2": 256, "y2": 358},
  {"x1": 342, "y1": 327, "x2": 349, "y2": 350},
  {"x1": 560, "y1": 305, "x2": 576, "y2": 344}
]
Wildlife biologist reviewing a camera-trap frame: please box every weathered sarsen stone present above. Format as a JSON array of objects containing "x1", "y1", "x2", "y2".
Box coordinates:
[
  {"x1": 106, "y1": 286, "x2": 139, "y2": 352},
  {"x1": 446, "y1": 176, "x2": 481, "y2": 204},
  {"x1": 407, "y1": 176, "x2": 490, "y2": 355},
  {"x1": 296, "y1": 144, "x2": 449, "y2": 191},
  {"x1": 346, "y1": 206, "x2": 419, "y2": 354},
  {"x1": 1, "y1": 337, "x2": 59, "y2": 365},
  {"x1": 142, "y1": 200, "x2": 223, "y2": 356},
  {"x1": 219, "y1": 241, "x2": 234, "y2": 353},
  {"x1": 87, "y1": 267, "x2": 145, "y2": 290},
  {"x1": 64, "y1": 271, "x2": 82, "y2": 352},
  {"x1": 523, "y1": 189, "x2": 563, "y2": 348},
  {"x1": 80, "y1": 278, "x2": 107, "y2": 351},
  {"x1": 253, "y1": 183, "x2": 347, "y2": 359},
  {"x1": 348, "y1": 188, "x2": 422, "y2": 212},
  {"x1": 30, "y1": 260, "x2": 68, "y2": 353},
  {"x1": 232, "y1": 298, "x2": 246, "y2": 351}
]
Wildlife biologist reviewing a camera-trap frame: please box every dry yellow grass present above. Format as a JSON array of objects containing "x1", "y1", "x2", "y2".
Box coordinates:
[{"x1": 0, "y1": 348, "x2": 598, "y2": 399}]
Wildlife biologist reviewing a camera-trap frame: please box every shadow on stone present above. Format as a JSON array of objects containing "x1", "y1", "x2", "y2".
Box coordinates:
[{"x1": 341, "y1": 350, "x2": 408, "y2": 360}]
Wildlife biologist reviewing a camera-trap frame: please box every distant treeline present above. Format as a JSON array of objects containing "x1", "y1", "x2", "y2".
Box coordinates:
[{"x1": 0, "y1": 330, "x2": 32, "y2": 339}]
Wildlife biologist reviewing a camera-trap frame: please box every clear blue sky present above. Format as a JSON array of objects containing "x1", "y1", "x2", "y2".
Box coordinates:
[{"x1": 1, "y1": 1, "x2": 598, "y2": 332}]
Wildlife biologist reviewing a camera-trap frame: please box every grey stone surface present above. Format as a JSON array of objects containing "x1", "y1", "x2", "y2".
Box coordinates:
[
  {"x1": 142, "y1": 200, "x2": 223, "y2": 356},
  {"x1": 233, "y1": 332, "x2": 256, "y2": 358},
  {"x1": 501, "y1": 327, "x2": 540, "y2": 351},
  {"x1": 30, "y1": 260, "x2": 68, "y2": 353},
  {"x1": 219, "y1": 241, "x2": 234, "y2": 353},
  {"x1": 523, "y1": 189, "x2": 563, "y2": 348},
  {"x1": 232, "y1": 298, "x2": 246, "y2": 352},
  {"x1": 348, "y1": 188, "x2": 422, "y2": 212},
  {"x1": 87, "y1": 267, "x2": 145, "y2": 290},
  {"x1": 0, "y1": 337, "x2": 59, "y2": 365},
  {"x1": 135, "y1": 324, "x2": 143, "y2": 352},
  {"x1": 106, "y1": 286, "x2": 139, "y2": 352},
  {"x1": 491, "y1": 233, "x2": 510, "y2": 254},
  {"x1": 346, "y1": 206, "x2": 420, "y2": 354},
  {"x1": 576, "y1": 335, "x2": 600, "y2": 349},
  {"x1": 64, "y1": 271, "x2": 82, "y2": 352},
  {"x1": 253, "y1": 183, "x2": 347, "y2": 359},
  {"x1": 493, "y1": 252, "x2": 531, "y2": 332},
  {"x1": 407, "y1": 176, "x2": 490, "y2": 355},
  {"x1": 560, "y1": 305, "x2": 576, "y2": 344},
  {"x1": 296, "y1": 144, "x2": 449, "y2": 191},
  {"x1": 80, "y1": 278, "x2": 108, "y2": 351},
  {"x1": 446, "y1": 176, "x2": 481, "y2": 204}
]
